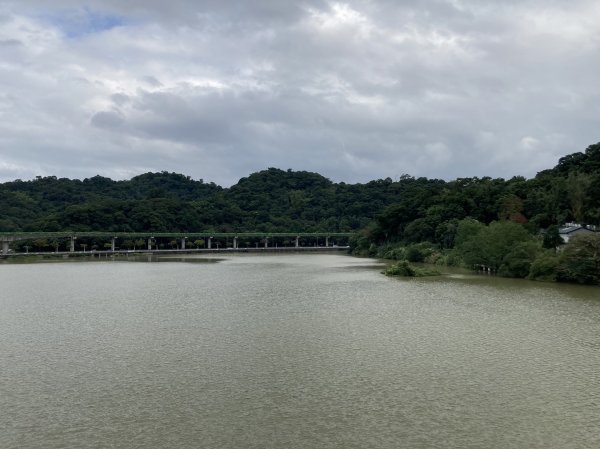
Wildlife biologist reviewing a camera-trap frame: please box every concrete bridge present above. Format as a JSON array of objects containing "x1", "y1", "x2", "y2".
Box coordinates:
[{"x1": 0, "y1": 231, "x2": 354, "y2": 255}]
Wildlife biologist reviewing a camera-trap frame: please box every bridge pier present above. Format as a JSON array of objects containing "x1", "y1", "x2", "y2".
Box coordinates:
[
  {"x1": 295, "y1": 236, "x2": 299, "y2": 248},
  {"x1": 181, "y1": 237, "x2": 186, "y2": 250},
  {"x1": 70, "y1": 236, "x2": 76, "y2": 252},
  {"x1": 2, "y1": 240, "x2": 9, "y2": 255},
  {"x1": 325, "y1": 236, "x2": 329, "y2": 247},
  {"x1": 233, "y1": 237, "x2": 238, "y2": 249},
  {"x1": 264, "y1": 237, "x2": 268, "y2": 248},
  {"x1": 147, "y1": 237, "x2": 153, "y2": 250},
  {"x1": 111, "y1": 237, "x2": 116, "y2": 252},
  {"x1": 208, "y1": 237, "x2": 212, "y2": 249}
]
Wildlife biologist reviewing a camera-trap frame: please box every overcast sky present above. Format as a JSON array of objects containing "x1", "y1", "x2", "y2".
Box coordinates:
[{"x1": 1, "y1": 0, "x2": 599, "y2": 186}]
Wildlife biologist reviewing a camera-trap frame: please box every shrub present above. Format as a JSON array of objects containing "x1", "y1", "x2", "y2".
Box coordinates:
[
  {"x1": 377, "y1": 243, "x2": 407, "y2": 260},
  {"x1": 444, "y1": 250, "x2": 464, "y2": 267},
  {"x1": 556, "y1": 234, "x2": 600, "y2": 285},
  {"x1": 385, "y1": 260, "x2": 416, "y2": 276},
  {"x1": 528, "y1": 251, "x2": 560, "y2": 281},
  {"x1": 384, "y1": 260, "x2": 441, "y2": 277},
  {"x1": 498, "y1": 240, "x2": 542, "y2": 278},
  {"x1": 405, "y1": 242, "x2": 437, "y2": 263}
]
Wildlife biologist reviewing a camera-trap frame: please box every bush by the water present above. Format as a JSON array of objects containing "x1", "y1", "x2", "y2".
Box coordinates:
[
  {"x1": 378, "y1": 242, "x2": 439, "y2": 263},
  {"x1": 363, "y1": 219, "x2": 600, "y2": 285},
  {"x1": 384, "y1": 260, "x2": 441, "y2": 277}
]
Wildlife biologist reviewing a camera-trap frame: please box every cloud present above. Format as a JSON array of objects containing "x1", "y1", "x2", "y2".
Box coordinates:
[
  {"x1": 91, "y1": 110, "x2": 124, "y2": 128},
  {"x1": 1, "y1": 0, "x2": 600, "y2": 186}
]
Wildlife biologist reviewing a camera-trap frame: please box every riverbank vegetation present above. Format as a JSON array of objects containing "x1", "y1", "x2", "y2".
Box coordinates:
[
  {"x1": 384, "y1": 260, "x2": 441, "y2": 277},
  {"x1": 350, "y1": 143, "x2": 600, "y2": 285},
  {"x1": 1, "y1": 143, "x2": 599, "y2": 284},
  {"x1": 363, "y1": 222, "x2": 600, "y2": 285}
]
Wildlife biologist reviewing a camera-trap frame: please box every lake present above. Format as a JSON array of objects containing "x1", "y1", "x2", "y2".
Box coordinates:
[{"x1": 1, "y1": 253, "x2": 599, "y2": 448}]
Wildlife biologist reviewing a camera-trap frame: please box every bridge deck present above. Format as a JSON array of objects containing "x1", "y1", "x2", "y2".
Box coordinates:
[
  {"x1": 1, "y1": 246, "x2": 350, "y2": 258},
  {"x1": 0, "y1": 231, "x2": 355, "y2": 255},
  {"x1": 1, "y1": 231, "x2": 354, "y2": 239}
]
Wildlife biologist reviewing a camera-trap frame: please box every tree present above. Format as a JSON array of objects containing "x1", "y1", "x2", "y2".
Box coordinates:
[
  {"x1": 497, "y1": 194, "x2": 526, "y2": 223},
  {"x1": 556, "y1": 234, "x2": 600, "y2": 284},
  {"x1": 566, "y1": 172, "x2": 592, "y2": 223},
  {"x1": 454, "y1": 218, "x2": 485, "y2": 247},
  {"x1": 435, "y1": 219, "x2": 459, "y2": 249},
  {"x1": 498, "y1": 240, "x2": 542, "y2": 278},
  {"x1": 528, "y1": 251, "x2": 560, "y2": 281},
  {"x1": 457, "y1": 220, "x2": 537, "y2": 274},
  {"x1": 542, "y1": 225, "x2": 562, "y2": 249},
  {"x1": 31, "y1": 239, "x2": 50, "y2": 251}
]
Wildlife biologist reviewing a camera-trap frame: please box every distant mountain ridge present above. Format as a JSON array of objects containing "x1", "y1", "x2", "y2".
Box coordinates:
[{"x1": 1, "y1": 143, "x2": 599, "y2": 233}]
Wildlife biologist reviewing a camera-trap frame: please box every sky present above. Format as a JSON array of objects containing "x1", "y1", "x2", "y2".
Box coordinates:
[{"x1": 1, "y1": 0, "x2": 600, "y2": 186}]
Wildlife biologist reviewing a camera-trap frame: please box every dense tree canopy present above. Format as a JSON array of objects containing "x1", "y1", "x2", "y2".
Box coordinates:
[
  {"x1": 2, "y1": 144, "x2": 600, "y2": 235},
  {"x1": 0, "y1": 168, "x2": 413, "y2": 233},
  {"x1": 1, "y1": 143, "x2": 599, "y2": 284},
  {"x1": 348, "y1": 143, "x2": 600, "y2": 285}
]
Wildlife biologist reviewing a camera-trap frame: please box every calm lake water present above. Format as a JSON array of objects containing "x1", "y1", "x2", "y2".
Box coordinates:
[{"x1": 1, "y1": 253, "x2": 599, "y2": 449}]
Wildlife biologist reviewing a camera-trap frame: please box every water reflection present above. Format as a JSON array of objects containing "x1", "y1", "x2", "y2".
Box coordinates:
[{"x1": 0, "y1": 253, "x2": 224, "y2": 264}]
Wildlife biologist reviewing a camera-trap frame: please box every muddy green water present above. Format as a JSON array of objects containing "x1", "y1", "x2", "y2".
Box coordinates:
[{"x1": 1, "y1": 253, "x2": 599, "y2": 448}]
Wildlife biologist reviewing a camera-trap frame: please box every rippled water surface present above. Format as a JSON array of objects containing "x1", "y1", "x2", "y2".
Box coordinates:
[{"x1": 1, "y1": 253, "x2": 599, "y2": 448}]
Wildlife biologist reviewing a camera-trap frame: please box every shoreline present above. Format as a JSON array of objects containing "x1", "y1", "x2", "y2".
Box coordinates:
[{"x1": 0, "y1": 246, "x2": 349, "y2": 260}]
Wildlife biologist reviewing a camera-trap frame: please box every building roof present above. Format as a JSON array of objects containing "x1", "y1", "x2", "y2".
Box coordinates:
[{"x1": 559, "y1": 225, "x2": 594, "y2": 235}]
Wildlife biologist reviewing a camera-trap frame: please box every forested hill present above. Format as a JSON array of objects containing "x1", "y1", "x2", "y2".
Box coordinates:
[
  {"x1": 1, "y1": 143, "x2": 599, "y2": 234},
  {"x1": 0, "y1": 168, "x2": 426, "y2": 232}
]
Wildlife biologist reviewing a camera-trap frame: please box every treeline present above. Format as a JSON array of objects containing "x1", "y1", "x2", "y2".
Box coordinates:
[
  {"x1": 1, "y1": 143, "x2": 599, "y2": 283},
  {"x1": 0, "y1": 168, "x2": 410, "y2": 233},
  {"x1": 351, "y1": 143, "x2": 600, "y2": 285}
]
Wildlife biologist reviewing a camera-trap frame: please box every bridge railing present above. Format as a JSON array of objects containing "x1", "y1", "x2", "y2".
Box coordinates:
[{"x1": 0, "y1": 231, "x2": 355, "y2": 239}]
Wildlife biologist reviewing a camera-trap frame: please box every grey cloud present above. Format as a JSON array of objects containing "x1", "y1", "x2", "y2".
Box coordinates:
[
  {"x1": 91, "y1": 110, "x2": 125, "y2": 129},
  {"x1": 1, "y1": 0, "x2": 600, "y2": 186},
  {"x1": 111, "y1": 93, "x2": 130, "y2": 106},
  {"x1": 0, "y1": 38, "x2": 22, "y2": 46},
  {"x1": 140, "y1": 75, "x2": 162, "y2": 87}
]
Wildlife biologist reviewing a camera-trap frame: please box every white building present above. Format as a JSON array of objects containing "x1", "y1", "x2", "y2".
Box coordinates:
[{"x1": 559, "y1": 223, "x2": 595, "y2": 243}]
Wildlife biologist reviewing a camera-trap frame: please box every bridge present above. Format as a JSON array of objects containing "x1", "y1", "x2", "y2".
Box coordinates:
[{"x1": 0, "y1": 231, "x2": 355, "y2": 255}]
